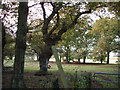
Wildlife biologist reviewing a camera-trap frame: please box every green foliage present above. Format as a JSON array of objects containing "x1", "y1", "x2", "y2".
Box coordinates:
[
  {"x1": 107, "y1": 2, "x2": 120, "y2": 17},
  {"x1": 91, "y1": 17, "x2": 119, "y2": 62},
  {"x1": 27, "y1": 31, "x2": 45, "y2": 55},
  {"x1": 87, "y1": 2, "x2": 107, "y2": 10},
  {"x1": 57, "y1": 15, "x2": 93, "y2": 61},
  {"x1": 67, "y1": 71, "x2": 92, "y2": 88},
  {"x1": 4, "y1": 33, "x2": 15, "y2": 59},
  {"x1": 87, "y1": 2, "x2": 120, "y2": 17},
  {"x1": 92, "y1": 17, "x2": 119, "y2": 37},
  {"x1": 59, "y1": 2, "x2": 81, "y2": 23}
]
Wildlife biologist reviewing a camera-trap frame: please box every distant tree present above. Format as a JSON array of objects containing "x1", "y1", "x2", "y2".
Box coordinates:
[
  {"x1": 57, "y1": 14, "x2": 96, "y2": 64},
  {"x1": 1, "y1": 2, "x2": 18, "y2": 71},
  {"x1": 4, "y1": 33, "x2": 15, "y2": 60},
  {"x1": 75, "y1": 28, "x2": 93, "y2": 64},
  {"x1": 91, "y1": 17, "x2": 119, "y2": 64},
  {"x1": 57, "y1": 30, "x2": 75, "y2": 63}
]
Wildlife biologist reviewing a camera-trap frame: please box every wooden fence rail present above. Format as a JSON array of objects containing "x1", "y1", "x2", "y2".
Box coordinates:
[{"x1": 93, "y1": 72, "x2": 120, "y2": 84}]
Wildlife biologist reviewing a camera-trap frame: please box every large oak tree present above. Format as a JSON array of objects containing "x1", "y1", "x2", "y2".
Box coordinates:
[{"x1": 31, "y1": 2, "x2": 91, "y2": 75}]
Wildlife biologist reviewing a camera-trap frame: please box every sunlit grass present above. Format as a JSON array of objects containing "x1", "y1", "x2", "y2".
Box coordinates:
[
  {"x1": 94, "y1": 76, "x2": 119, "y2": 88},
  {"x1": 4, "y1": 60, "x2": 118, "y2": 74},
  {"x1": 24, "y1": 62, "x2": 118, "y2": 74}
]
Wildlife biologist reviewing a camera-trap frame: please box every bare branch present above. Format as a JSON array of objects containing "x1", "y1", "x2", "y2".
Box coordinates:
[
  {"x1": 28, "y1": 3, "x2": 40, "y2": 8},
  {"x1": 42, "y1": 2, "x2": 62, "y2": 35},
  {"x1": 50, "y1": 2, "x2": 56, "y2": 9},
  {"x1": 40, "y1": 2, "x2": 46, "y2": 20},
  {"x1": 47, "y1": 2, "x2": 62, "y2": 23}
]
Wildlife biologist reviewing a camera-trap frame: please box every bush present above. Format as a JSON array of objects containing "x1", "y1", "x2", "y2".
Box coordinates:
[{"x1": 67, "y1": 71, "x2": 92, "y2": 88}]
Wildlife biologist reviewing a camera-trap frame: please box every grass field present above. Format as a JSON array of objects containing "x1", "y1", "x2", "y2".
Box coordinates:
[
  {"x1": 24, "y1": 61, "x2": 119, "y2": 73},
  {"x1": 3, "y1": 60, "x2": 119, "y2": 88}
]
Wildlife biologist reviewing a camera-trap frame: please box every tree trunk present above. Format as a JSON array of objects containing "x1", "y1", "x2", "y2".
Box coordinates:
[
  {"x1": 100, "y1": 57, "x2": 103, "y2": 64},
  {"x1": 66, "y1": 53, "x2": 69, "y2": 64},
  {"x1": 9, "y1": 54, "x2": 13, "y2": 60},
  {"x1": 37, "y1": 3, "x2": 91, "y2": 75},
  {"x1": 66, "y1": 47, "x2": 70, "y2": 64},
  {"x1": 59, "y1": 53, "x2": 61, "y2": 62},
  {"x1": 2, "y1": 22, "x2": 6, "y2": 71},
  {"x1": 36, "y1": 45, "x2": 52, "y2": 75},
  {"x1": 78, "y1": 58, "x2": 80, "y2": 64},
  {"x1": 107, "y1": 51, "x2": 110, "y2": 64},
  {"x1": 39, "y1": 57, "x2": 49, "y2": 74},
  {"x1": 83, "y1": 56, "x2": 86, "y2": 64},
  {"x1": 11, "y1": 2, "x2": 28, "y2": 88}
]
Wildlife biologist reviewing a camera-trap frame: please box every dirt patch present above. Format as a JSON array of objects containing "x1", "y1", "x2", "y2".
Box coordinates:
[
  {"x1": 2, "y1": 69, "x2": 62, "y2": 88},
  {"x1": 2, "y1": 72, "x2": 13, "y2": 88},
  {"x1": 93, "y1": 82, "x2": 103, "y2": 88}
]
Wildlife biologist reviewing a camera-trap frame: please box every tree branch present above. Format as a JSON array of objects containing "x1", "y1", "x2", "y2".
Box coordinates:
[
  {"x1": 73, "y1": 9, "x2": 91, "y2": 25},
  {"x1": 40, "y1": 2, "x2": 46, "y2": 20},
  {"x1": 28, "y1": 24, "x2": 41, "y2": 30},
  {"x1": 29, "y1": 3, "x2": 40, "y2": 8},
  {"x1": 48, "y1": 11, "x2": 59, "y2": 35},
  {"x1": 54, "y1": 9, "x2": 91, "y2": 42},
  {"x1": 42, "y1": 2, "x2": 62, "y2": 35},
  {"x1": 56, "y1": 21, "x2": 67, "y2": 39}
]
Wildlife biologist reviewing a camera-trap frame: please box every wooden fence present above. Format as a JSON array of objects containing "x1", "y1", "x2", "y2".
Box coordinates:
[{"x1": 93, "y1": 72, "x2": 120, "y2": 84}]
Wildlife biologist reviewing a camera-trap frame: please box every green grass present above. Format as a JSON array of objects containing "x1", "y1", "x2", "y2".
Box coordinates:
[
  {"x1": 24, "y1": 66, "x2": 39, "y2": 71},
  {"x1": 22, "y1": 62, "x2": 119, "y2": 74},
  {"x1": 49, "y1": 63, "x2": 118, "y2": 73},
  {"x1": 94, "y1": 76, "x2": 119, "y2": 88},
  {"x1": 4, "y1": 60, "x2": 118, "y2": 74}
]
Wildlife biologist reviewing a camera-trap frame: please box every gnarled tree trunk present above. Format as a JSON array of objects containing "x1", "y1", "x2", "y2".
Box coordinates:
[
  {"x1": 37, "y1": 2, "x2": 91, "y2": 74},
  {"x1": 36, "y1": 45, "x2": 52, "y2": 75}
]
